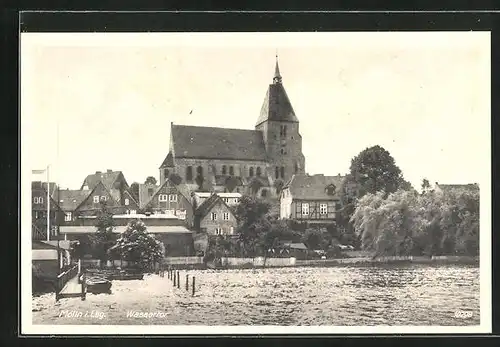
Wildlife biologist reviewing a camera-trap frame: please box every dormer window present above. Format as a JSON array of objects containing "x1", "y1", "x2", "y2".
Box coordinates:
[{"x1": 326, "y1": 184, "x2": 336, "y2": 196}]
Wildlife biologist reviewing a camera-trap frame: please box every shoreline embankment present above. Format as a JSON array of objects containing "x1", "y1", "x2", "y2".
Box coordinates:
[{"x1": 161, "y1": 255, "x2": 479, "y2": 270}]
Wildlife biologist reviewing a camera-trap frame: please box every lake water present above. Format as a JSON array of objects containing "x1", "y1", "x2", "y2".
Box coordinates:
[{"x1": 32, "y1": 264, "x2": 480, "y2": 326}]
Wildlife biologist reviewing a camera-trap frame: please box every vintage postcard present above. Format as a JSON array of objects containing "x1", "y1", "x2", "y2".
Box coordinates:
[{"x1": 21, "y1": 31, "x2": 491, "y2": 335}]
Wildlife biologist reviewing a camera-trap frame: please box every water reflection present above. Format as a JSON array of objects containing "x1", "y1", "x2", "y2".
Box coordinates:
[{"x1": 32, "y1": 265, "x2": 479, "y2": 326}]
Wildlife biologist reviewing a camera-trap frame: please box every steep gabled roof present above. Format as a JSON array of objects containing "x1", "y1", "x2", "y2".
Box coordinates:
[
  {"x1": 81, "y1": 170, "x2": 128, "y2": 191},
  {"x1": 170, "y1": 124, "x2": 267, "y2": 161},
  {"x1": 256, "y1": 60, "x2": 298, "y2": 127},
  {"x1": 159, "y1": 151, "x2": 175, "y2": 169},
  {"x1": 57, "y1": 189, "x2": 92, "y2": 211},
  {"x1": 194, "y1": 193, "x2": 234, "y2": 219},
  {"x1": 143, "y1": 179, "x2": 192, "y2": 209},
  {"x1": 285, "y1": 174, "x2": 344, "y2": 200}
]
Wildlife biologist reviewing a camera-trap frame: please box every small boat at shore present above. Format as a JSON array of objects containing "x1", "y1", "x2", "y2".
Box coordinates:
[{"x1": 85, "y1": 275, "x2": 112, "y2": 294}]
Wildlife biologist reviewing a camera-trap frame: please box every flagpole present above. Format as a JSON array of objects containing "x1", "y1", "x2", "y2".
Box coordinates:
[{"x1": 46, "y1": 164, "x2": 50, "y2": 242}]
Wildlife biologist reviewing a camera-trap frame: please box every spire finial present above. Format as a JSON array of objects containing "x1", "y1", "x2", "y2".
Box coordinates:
[{"x1": 273, "y1": 52, "x2": 282, "y2": 84}]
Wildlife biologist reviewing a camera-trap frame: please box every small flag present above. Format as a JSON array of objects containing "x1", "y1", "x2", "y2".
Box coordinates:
[{"x1": 32, "y1": 169, "x2": 46, "y2": 174}]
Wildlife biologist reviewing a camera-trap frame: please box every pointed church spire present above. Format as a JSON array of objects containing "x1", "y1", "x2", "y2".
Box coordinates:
[{"x1": 273, "y1": 53, "x2": 282, "y2": 84}]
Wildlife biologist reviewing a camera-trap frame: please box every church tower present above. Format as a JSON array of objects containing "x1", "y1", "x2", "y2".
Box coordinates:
[{"x1": 256, "y1": 56, "x2": 306, "y2": 186}]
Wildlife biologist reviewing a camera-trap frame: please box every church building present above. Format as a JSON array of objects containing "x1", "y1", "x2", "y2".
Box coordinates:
[{"x1": 159, "y1": 57, "x2": 306, "y2": 198}]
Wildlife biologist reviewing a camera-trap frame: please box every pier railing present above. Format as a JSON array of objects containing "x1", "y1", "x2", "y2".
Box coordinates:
[{"x1": 55, "y1": 264, "x2": 78, "y2": 300}]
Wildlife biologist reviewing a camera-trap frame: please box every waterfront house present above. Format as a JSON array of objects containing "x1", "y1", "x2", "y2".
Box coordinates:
[
  {"x1": 192, "y1": 192, "x2": 241, "y2": 209},
  {"x1": 280, "y1": 174, "x2": 343, "y2": 226},
  {"x1": 59, "y1": 213, "x2": 195, "y2": 257},
  {"x1": 194, "y1": 193, "x2": 238, "y2": 236},
  {"x1": 32, "y1": 181, "x2": 64, "y2": 241},
  {"x1": 141, "y1": 178, "x2": 194, "y2": 227}
]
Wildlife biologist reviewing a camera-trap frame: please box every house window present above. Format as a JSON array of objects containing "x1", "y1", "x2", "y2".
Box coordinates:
[
  {"x1": 326, "y1": 185, "x2": 336, "y2": 196},
  {"x1": 223, "y1": 212, "x2": 229, "y2": 221},
  {"x1": 294, "y1": 162, "x2": 299, "y2": 174},
  {"x1": 249, "y1": 167, "x2": 254, "y2": 177},
  {"x1": 236, "y1": 188, "x2": 240, "y2": 193},
  {"x1": 159, "y1": 194, "x2": 168, "y2": 202},
  {"x1": 33, "y1": 197, "x2": 43, "y2": 204},
  {"x1": 93, "y1": 196, "x2": 99, "y2": 203},
  {"x1": 125, "y1": 198, "x2": 130, "y2": 206},
  {"x1": 280, "y1": 166, "x2": 285, "y2": 179},
  {"x1": 165, "y1": 169, "x2": 169, "y2": 177},
  {"x1": 148, "y1": 188, "x2": 154, "y2": 196},
  {"x1": 229, "y1": 166, "x2": 234, "y2": 176},
  {"x1": 302, "y1": 203, "x2": 310, "y2": 215},
  {"x1": 320, "y1": 204, "x2": 328, "y2": 215},
  {"x1": 130, "y1": 210, "x2": 136, "y2": 215},
  {"x1": 211, "y1": 212, "x2": 217, "y2": 221},
  {"x1": 100, "y1": 196, "x2": 107, "y2": 201},
  {"x1": 261, "y1": 189, "x2": 268, "y2": 198},
  {"x1": 256, "y1": 167, "x2": 262, "y2": 176},
  {"x1": 215, "y1": 228, "x2": 222, "y2": 235},
  {"x1": 169, "y1": 194, "x2": 177, "y2": 202},
  {"x1": 64, "y1": 212, "x2": 72, "y2": 221},
  {"x1": 275, "y1": 167, "x2": 279, "y2": 179},
  {"x1": 229, "y1": 227, "x2": 234, "y2": 234},
  {"x1": 186, "y1": 166, "x2": 193, "y2": 181},
  {"x1": 222, "y1": 165, "x2": 227, "y2": 175},
  {"x1": 197, "y1": 166, "x2": 203, "y2": 176}
]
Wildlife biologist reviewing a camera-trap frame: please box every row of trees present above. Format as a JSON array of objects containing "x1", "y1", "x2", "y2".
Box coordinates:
[{"x1": 351, "y1": 187, "x2": 479, "y2": 257}]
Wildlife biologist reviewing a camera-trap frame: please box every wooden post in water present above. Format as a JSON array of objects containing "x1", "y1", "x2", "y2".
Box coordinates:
[
  {"x1": 81, "y1": 272, "x2": 86, "y2": 301},
  {"x1": 185, "y1": 274, "x2": 189, "y2": 291},
  {"x1": 173, "y1": 270, "x2": 176, "y2": 286},
  {"x1": 192, "y1": 276, "x2": 195, "y2": 296},
  {"x1": 177, "y1": 271, "x2": 180, "y2": 289}
]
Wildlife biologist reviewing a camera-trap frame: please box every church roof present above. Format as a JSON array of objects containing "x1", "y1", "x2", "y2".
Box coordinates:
[
  {"x1": 256, "y1": 59, "x2": 299, "y2": 127},
  {"x1": 159, "y1": 151, "x2": 175, "y2": 168},
  {"x1": 170, "y1": 124, "x2": 267, "y2": 161}
]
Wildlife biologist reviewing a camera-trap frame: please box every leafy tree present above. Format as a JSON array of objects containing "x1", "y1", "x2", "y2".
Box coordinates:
[
  {"x1": 169, "y1": 173, "x2": 182, "y2": 185},
  {"x1": 273, "y1": 178, "x2": 285, "y2": 195},
  {"x1": 350, "y1": 187, "x2": 479, "y2": 257},
  {"x1": 247, "y1": 177, "x2": 264, "y2": 196},
  {"x1": 195, "y1": 175, "x2": 204, "y2": 190},
  {"x1": 145, "y1": 176, "x2": 157, "y2": 185},
  {"x1": 349, "y1": 145, "x2": 407, "y2": 198},
  {"x1": 90, "y1": 201, "x2": 116, "y2": 267},
  {"x1": 111, "y1": 219, "x2": 163, "y2": 270},
  {"x1": 130, "y1": 182, "x2": 140, "y2": 201},
  {"x1": 224, "y1": 176, "x2": 240, "y2": 193},
  {"x1": 421, "y1": 178, "x2": 431, "y2": 194}
]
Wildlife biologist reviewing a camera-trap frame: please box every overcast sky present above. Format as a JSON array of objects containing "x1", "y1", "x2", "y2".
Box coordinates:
[{"x1": 21, "y1": 32, "x2": 490, "y2": 191}]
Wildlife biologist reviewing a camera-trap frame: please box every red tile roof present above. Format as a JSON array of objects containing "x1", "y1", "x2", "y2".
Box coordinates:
[{"x1": 170, "y1": 124, "x2": 267, "y2": 161}]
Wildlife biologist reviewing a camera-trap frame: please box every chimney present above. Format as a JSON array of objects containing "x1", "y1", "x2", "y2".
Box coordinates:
[{"x1": 107, "y1": 169, "x2": 112, "y2": 173}]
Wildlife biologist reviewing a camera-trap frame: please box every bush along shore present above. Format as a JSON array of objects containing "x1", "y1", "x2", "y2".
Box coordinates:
[{"x1": 161, "y1": 255, "x2": 479, "y2": 270}]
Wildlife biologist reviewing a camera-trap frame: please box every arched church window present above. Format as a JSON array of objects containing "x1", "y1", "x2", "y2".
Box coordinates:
[
  {"x1": 249, "y1": 167, "x2": 254, "y2": 177},
  {"x1": 186, "y1": 166, "x2": 193, "y2": 181},
  {"x1": 275, "y1": 167, "x2": 279, "y2": 179},
  {"x1": 229, "y1": 166, "x2": 234, "y2": 176},
  {"x1": 197, "y1": 166, "x2": 203, "y2": 177},
  {"x1": 280, "y1": 166, "x2": 285, "y2": 179},
  {"x1": 164, "y1": 169, "x2": 169, "y2": 178},
  {"x1": 256, "y1": 167, "x2": 262, "y2": 176},
  {"x1": 222, "y1": 165, "x2": 227, "y2": 175}
]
